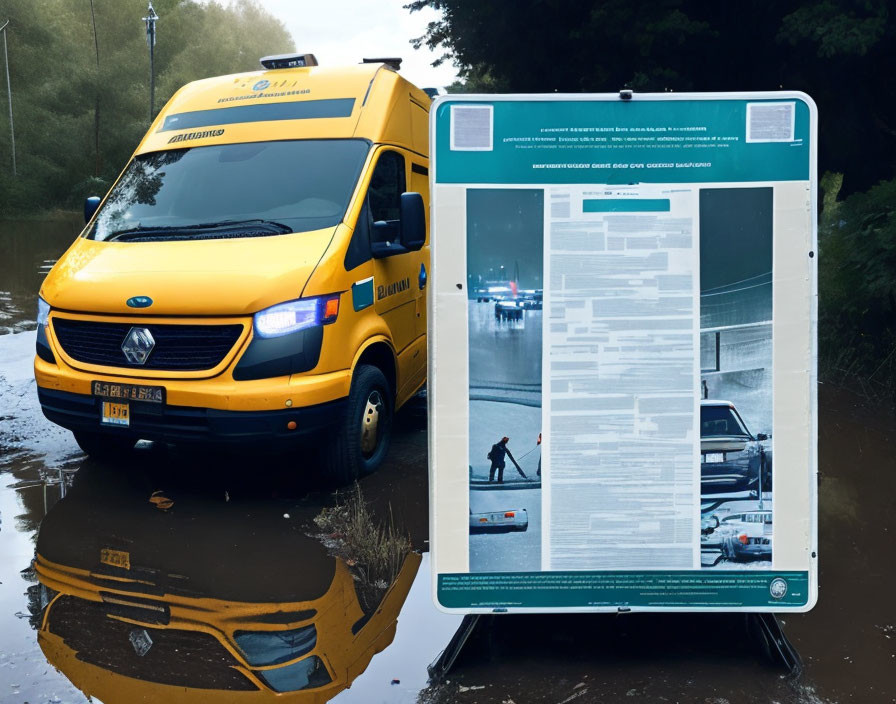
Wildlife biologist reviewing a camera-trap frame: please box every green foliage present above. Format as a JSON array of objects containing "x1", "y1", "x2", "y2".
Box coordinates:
[
  {"x1": 819, "y1": 174, "x2": 896, "y2": 400},
  {"x1": 445, "y1": 64, "x2": 508, "y2": 93},
  {"x1": 407, "y1": 0, "x2": 896, "y2": 195},
  {"x1": 0, "y1": 0, "x2": 293, "y2": 214},
  {"x1": 779, "y1": 1, "x2": 887, "y2": 58}
]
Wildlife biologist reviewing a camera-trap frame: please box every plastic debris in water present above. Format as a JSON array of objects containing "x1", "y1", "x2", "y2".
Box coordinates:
[{"x1": 149, "y1": 490, "x2": 173, "y2": 511}]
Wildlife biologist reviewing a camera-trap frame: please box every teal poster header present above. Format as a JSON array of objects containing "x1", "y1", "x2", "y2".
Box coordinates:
[{"x1": 434, "y1": 96, "x2": 813, "y2": 184}]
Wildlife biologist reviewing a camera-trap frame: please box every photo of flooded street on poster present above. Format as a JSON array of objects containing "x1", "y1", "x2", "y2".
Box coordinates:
[
  {"x1": 467, "y1": 189, "x2": 544, "y2": 573},
  {"x1": 698, "y1": 187, "x2": 774, "y2": 569}
]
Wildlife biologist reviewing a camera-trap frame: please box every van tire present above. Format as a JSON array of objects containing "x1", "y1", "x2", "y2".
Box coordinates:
[
  {"x1": 73, "y1": 431, "x2": 136, "y2": 459},
  {"x1": 320, "y1": 364, "x2": 393, "y2": 485}
]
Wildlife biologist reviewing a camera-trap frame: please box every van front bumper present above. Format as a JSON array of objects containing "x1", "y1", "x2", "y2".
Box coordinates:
[{"x1": 37, "y1": 386, "x2": 346, "y2": 444}]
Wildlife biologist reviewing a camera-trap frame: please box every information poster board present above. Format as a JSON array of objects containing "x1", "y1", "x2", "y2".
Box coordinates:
[{"x1": 429, "y1": 93, "x2": 817, "y2": 612}]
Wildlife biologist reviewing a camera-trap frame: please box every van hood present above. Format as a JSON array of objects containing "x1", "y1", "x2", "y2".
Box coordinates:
[{"x1": 41, "y1": 227, "x2": 338, "y2": 316}]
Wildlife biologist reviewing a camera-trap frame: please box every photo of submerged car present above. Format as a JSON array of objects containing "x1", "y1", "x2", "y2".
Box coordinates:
[
  {"x1": 700, "y1": 400, "x2": 771, "y2": 495},
  {"x1": 470, "y1": 508, "x2": 529, "y2": 533},
  {"x1": 494, "y1": 301, "x2": 524, "y2": 321},
  {"x1": 716, "y1": 510, "x2": 773, "y2": 560},
  {"x1": 519, "y1": 290, "x2": 543, "y2": 310}
]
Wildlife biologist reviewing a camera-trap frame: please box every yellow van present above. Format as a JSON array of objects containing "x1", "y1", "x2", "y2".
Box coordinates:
[{"x1": 34, "y1": 54, "x2": 430, "y2": 480}]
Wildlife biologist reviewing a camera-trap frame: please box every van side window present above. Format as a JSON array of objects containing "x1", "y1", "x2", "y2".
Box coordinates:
[
  {"x1": 369, "y1": 151, "x2": 406, "y2": 242},
  {"x1": 343, "y1": 150, "x2": 408, "y2": 271}
]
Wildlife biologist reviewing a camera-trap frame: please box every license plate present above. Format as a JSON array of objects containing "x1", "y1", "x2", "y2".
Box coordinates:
[
  {"x1": 100, "y1": 548, "x2": 131, "y2": 570},
  {"x1": 704, "y1": 452, "x2": 725, "y2": 463},
  {"x1": 102, "y1": 401, "x2": 130, "y2": 427},
  {"x1": 92, "y1": 381, "x2": 165, "y2": 404}
]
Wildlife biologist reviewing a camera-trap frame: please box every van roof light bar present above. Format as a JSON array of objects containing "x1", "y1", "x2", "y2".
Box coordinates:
[
  {"x1": 260, "y1": 53, "x2": 318, "y2": 70},
  {"x1": 363, "y1": 57, "x2": 402, "y2": 70}
]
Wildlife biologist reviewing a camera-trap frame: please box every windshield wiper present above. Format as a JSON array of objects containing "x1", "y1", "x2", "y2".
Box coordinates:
[
  {"x1": 192, "y1": 219, "x2": 293, "y2": 232},
  {"x1": 106, "y1": 219, "x2": 293, "y2": 242}
]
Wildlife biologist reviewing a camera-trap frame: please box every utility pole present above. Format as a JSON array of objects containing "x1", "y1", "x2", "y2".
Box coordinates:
[
  {"x1": 89, "y1": 0, "x2": 100, "y2": 176},
  {"x1": 0, "y1": 20, "x2": 15, "y2": 177},
  {"x1": 143, "y1": 2, "x2": 158, "y2": 123}
]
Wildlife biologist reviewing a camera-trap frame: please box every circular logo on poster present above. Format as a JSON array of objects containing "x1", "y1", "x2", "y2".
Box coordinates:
[
  {"x1": 252, "y1": 79, "x2": 270, "y2": 92},
  {"x1": 769, "y1": 577, "x2": 788, "y2": 600}
]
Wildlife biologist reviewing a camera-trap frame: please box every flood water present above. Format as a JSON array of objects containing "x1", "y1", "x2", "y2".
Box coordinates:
[
  {"x1": 0, "y1": 220, "x2": 894, "y2": 703},
  {"x1": 0, "y1": 216, "x2": 84, "y2": 335}
]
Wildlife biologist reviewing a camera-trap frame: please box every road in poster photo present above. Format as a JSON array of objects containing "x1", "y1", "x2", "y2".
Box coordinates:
[
  {"x1": 699, "y1": 188, "x2": 774, "y2": 570},
  {"x1": 467, "y1": 189, "x2": 544, "y2": 573}
]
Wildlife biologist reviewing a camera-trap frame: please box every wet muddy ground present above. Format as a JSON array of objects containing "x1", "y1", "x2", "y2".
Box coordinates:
[{"x1": 0, "y1": 220, "x2": 894, "y2": 703}]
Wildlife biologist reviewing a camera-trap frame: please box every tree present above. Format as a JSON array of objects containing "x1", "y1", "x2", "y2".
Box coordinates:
[
  {"x1": 0, "y1": 0, "x2": 293, "y2": 213},
  {"x1": 408, "y1": 0, "x2": 896, "y2": 194}
]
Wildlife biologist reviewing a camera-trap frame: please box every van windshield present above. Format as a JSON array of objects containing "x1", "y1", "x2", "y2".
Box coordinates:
[{"x1": 87, "y1": 139, "x2": 369, "y2": 242}]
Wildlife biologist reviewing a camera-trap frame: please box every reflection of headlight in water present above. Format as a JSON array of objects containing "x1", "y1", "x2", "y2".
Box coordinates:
[
  {"x1": 235, "y1": 625, "x2": 317, "y2": 666},
  {"x1": 257, "y1": 655, "x2": 332, "y2": 692}
]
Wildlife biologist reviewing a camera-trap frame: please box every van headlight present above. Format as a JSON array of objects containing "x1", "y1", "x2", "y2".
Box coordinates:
[
  {"x1": 234, "y1": 625, "x2": 317, "y2": 666},
  {"x1": 37, "y1": 296, "x2": 50, "y2": 328},
  {"x1": 253, "y1": 295, "x2": 340, "y2": 339}
]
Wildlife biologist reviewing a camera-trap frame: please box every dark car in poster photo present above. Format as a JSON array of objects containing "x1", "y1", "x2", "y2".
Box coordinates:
[
  {"x1": 717, "y1": 509, "x2": 773, "y2": 560},
  {"x1": 700, "y1": 400, "x2": 771, "y2": 495}
]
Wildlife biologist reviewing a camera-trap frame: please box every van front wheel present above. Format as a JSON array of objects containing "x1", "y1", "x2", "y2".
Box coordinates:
[{"x1": 320, "y1": 365, "x2": 393, "y2": 484}]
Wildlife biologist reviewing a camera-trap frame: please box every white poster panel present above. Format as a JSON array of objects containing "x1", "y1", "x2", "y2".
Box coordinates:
[{"x1": 429, "y1": 93, "x2": 817, "y2": 613}]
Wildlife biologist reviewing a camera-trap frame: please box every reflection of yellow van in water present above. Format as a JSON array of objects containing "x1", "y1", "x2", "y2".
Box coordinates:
[
  {"x1": 37, "y1": 554, "x2": 421, "y2": 700},
  {"x1": 33, "y1": 460, "x2": 423, "y2": 699},
  {"x1": 34, "y1": 54, "x2": 430, "y2": 480}
]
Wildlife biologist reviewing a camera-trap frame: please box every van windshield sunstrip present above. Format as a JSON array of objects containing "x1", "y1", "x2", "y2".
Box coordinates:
[{"x1": 88, "y1": 139, "x2": 369, "y2": 242}]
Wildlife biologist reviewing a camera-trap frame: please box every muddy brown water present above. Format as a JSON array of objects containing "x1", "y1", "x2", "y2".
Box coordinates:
[{"x1": 0, "y1": 220, "x2": 893, "y2": 703}]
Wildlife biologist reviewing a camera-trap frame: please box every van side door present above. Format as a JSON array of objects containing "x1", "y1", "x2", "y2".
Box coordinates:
[
  {"x1": 367, "y1": 148, "x2": 422, "y2": 396},
  {"x1": 408, "y1": 157, "x2": 429, "y2": 343}
]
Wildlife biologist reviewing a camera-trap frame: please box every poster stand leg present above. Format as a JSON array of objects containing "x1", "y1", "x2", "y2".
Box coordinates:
[
  {"x1": 746, "y1": 612, "x2": 803, "y2": 676},
  {"x1": 428, "y1": 613, "x2": 802, "y2": 682},
  {"x1": 427, "y1": 614, "x2": 483, "y2": 682}
]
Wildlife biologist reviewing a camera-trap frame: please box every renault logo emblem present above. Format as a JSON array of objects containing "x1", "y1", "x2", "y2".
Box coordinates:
[{"x1": 121, "y1": 327, "x2": 155, "y2": 365}]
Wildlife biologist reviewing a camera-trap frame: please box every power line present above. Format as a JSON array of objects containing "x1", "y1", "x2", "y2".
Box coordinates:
[{"x1": 0, "y1": 20, "x2": 15, "y2": 177}]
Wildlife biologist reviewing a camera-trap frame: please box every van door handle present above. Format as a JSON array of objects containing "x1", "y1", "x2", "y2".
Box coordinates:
[{"x1": 418, "y1": 263, "x2": 427, "y2": 290}]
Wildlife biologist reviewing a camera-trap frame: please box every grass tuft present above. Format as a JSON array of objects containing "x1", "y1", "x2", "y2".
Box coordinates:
[{"x1": 313, "y1": 483, "x2": 412, "y2": 611}]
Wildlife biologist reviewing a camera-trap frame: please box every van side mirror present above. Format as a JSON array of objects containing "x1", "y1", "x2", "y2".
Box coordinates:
[
  {"x1": 371, "y1": 225, "x2": 401, "y2": 258},
  {"x1": 371, "y1": 220, "x2": 402, "y2": 258},
  {"x1": 84, "y1": 196, "x2": 101, "y2": 223},
  {"x1": 399, "y1": 192, "x2": 425, "y2": 251}
]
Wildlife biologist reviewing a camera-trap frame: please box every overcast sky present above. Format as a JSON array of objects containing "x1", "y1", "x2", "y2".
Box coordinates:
[{"x1": 253, "y1": 0, "x2": 459, "y2": 89}]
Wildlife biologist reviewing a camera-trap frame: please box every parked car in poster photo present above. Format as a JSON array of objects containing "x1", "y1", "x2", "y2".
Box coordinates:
[
  {"x1": 700, "y1": 400, "x2": 771, "y2": 495},
  {"x1": 470, "y1": 508, "x2": 529, "y2": 533},
  {"x1": 519, "y1": 289, "x2": 543, "y2": 309},
  {"x1": 715, "y1": 510, "x2": 773, "y2": 561}
]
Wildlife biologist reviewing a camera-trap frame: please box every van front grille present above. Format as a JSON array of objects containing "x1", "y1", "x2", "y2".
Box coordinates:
[
  {"x1": 52, "y1": 318, "x2": 244, "y2": 371},
  {"x1": 47, "y1": 595, "x2": 257, "y2": 691}
]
